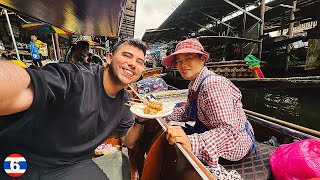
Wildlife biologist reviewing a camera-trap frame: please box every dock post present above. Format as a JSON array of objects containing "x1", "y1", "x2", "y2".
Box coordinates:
[
  {"x1": 258, "y1": 0, "x2": 265, "y2": 61},
  {"x1": 285, "y1": 0, "x2": 297, "y2": 71}
]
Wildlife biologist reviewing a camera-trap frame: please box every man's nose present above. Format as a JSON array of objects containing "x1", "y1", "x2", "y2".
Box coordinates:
[{"x1": 127, "y1": 58, "x2": 137, "y2": 68}]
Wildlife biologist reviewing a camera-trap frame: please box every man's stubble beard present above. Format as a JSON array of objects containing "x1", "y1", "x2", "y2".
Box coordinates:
[{"x1": 108, "y1": 62, "x2": 141, "y2": 86}]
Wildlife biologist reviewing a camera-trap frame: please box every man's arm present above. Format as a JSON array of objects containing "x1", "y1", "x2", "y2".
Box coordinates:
[
  {"x1": 0, "y1": 60, "x2": 34, "y2": 116},
  {"x1": 120, "y1": 117, "x2": 146, "y2": 149}
]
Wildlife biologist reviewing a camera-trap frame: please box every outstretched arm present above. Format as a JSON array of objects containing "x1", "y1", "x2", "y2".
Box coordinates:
[
  {"x1": 0, "y1": 60, "x2": 34, "y2": 116},
  {"x1": 121, "y1": 118, "x2": 145, "y2": 149}
]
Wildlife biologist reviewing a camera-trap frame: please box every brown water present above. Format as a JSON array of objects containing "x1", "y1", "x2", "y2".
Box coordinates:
[
  {"x1": 163, "y1": 77, "x2": 320, "y2": 132},
  {"x1": 240, "y1": 87, "x2": 320, "y2": 131}
]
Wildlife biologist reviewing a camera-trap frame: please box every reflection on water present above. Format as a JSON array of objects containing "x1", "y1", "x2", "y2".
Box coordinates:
[
  {"x1": 264, "y1": 93, "x2": 300, "y2": 117},
  {"x1": 163, "y1": 77, "x2": 320, "y2": 132},
  {"x1": 240, "y1": 88, "x2": 320, "y2": 131}
]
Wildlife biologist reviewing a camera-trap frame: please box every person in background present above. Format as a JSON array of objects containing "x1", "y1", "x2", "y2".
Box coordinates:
[
  {"x1": 89, "y1": 54, "x2": 104, "y2": 66},
  {"x1": 65, "y1": 40, "x2": 93, "y2": 63},
  {"x1": 0, "y1": 39, "x2": 148, "y2": 180},
  {"x1": 162, "y1": 38, "x2": 255, "y2": 179},
  {"x1": 1, "y1": 50, "x2": 17, "y2": 60},
  {"x1": 29, "y1": 34, "x2": 45, "y2": 67}
]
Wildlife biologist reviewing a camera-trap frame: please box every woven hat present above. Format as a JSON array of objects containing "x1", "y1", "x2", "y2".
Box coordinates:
[{"x1": 161, "y1": 39, "x2": 209, "y2": 67}]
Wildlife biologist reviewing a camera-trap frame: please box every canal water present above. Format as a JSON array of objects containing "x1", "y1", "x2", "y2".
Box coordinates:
[
  {"x1": 240, "y1": 87, "x2": 320, "y2": 131},
  {"x1": 164, "y1": 77, "x2": 320, "y2": 131}
]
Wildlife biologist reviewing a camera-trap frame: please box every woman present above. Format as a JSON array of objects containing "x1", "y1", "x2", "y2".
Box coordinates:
[{"x1": 162, "y1": 39, "x2": 255, "y2": 179}]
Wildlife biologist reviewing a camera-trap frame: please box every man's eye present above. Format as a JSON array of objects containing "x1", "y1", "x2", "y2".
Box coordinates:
[{"x1": 137, "y1": 60, "x2": 144, "y2": 65}]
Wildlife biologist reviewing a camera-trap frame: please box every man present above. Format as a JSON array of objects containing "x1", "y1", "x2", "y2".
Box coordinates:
[
  {"x1": 0, "y1": 39, "x2": 148, "y2": 179},
  {"x1": 69, "y1": 41, "x2": 92, "y2": 63},
  {"x1": 29, "y1": 34, "x2": 44, "y2": 67}
]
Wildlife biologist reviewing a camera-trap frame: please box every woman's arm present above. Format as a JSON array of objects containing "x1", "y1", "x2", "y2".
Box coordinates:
[{"x1": 166, "y1": 102, "x2": 190, "y2": 122}]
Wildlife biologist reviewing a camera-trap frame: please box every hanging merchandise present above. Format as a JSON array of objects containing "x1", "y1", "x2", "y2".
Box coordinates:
[{"x1": 244, "y1": 54, "x2": 265, "y2": 78}]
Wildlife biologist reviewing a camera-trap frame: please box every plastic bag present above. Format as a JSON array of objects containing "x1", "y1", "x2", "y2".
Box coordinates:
[
  {"x1": 136, "y1": 76, "x2": 168, "y2": 94},
  {"x1": 270, "y1": 139, "x2": 320, "y2": 180}
]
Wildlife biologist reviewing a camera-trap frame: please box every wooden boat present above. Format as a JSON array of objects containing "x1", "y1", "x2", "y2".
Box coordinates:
[
  {"x1": 163, "y1": 59, "x2": 320, "y2": 89},
  {"x1": 127, "y1": 85, "x2": 320, "y2": 180}
]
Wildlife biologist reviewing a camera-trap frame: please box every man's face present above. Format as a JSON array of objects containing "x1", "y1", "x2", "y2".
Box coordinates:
[
  {"x1": 31, "y1": 35, "x2": 37, "y2": 41},
  {"x1": 108, "y1": 43, "x2": 145, "y2": 85}
]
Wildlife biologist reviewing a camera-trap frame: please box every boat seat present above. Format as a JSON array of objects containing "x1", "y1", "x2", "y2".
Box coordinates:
[{"x1": 220, "y1": 142, "x2": 277, "y2": 180}]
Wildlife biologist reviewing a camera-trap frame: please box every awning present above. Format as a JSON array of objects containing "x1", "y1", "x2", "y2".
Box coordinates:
[{"x1": 0, "y1": 0, "x2": 127, "y2": 37}]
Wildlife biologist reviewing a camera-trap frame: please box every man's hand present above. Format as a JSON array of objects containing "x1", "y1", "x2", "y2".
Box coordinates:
[
  {"x1": 121, "y1": 117, "x2": 155, "y2": 148},
  {"x1": 166, "y1": 126, "x2": 191, "y2": 150},
  {"x1": 135, "y1": 116, "x2": 149, "y2": 124}
]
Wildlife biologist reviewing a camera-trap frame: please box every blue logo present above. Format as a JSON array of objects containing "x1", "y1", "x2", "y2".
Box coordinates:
[{"x1": 3, "y1": 154, "x2": 27, "y2": 177}]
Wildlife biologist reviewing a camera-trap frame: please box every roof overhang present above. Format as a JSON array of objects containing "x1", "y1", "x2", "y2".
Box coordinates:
[{"x1": 0, "y1": 0, "x2": 127, "y2": 37}]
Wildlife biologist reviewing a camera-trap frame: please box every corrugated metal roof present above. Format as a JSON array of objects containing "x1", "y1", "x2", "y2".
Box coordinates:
[
  {"x1": 142, "y1": 0, "x2": 320, "y2": 43},
  {"x1": 143, "y1": 0, "x2": 260, "y2": 43}
]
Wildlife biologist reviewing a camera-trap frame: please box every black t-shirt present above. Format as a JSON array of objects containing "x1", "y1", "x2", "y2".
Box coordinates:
[{"x1": 0, "y1": 62, "x2": 134, "y2": 169}]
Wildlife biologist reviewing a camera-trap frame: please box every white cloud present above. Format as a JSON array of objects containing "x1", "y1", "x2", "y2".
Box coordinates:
[{"x1": 134, "y1": 0, "x2": 183, "y2": 39}]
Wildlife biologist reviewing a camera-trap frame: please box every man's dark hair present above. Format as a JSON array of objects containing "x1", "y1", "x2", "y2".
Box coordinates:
[
  {"x1": 76, "y1": 41, "x2": 90, "y2": 49},
  {"x1": 112, "y1": 39, "x2": 147, "y2": 56}
]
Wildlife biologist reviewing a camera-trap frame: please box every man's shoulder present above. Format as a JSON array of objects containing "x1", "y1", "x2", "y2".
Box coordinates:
[
  {"x1": 122, "y1": 89, "x2": 133, "y2": 101},
  {"x1": 43, "y1": 62, "x2": 102, "y2": 74}
]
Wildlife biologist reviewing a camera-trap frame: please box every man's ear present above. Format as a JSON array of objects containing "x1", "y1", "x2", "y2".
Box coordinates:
[{"x1": 107, "y1": 53, "x2": 113, "y2": 65}]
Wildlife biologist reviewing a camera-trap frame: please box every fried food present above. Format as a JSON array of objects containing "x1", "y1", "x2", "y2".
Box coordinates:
[
  {"x1": 147, "y1": 101, "x2": 163, "y2": 110},
  {"x1": 143, "y1": 101, "x2": 163, "y2": 115}
]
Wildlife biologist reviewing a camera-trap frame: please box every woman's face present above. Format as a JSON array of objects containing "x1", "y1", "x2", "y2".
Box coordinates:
[
  {"x1": 175, "y1": 53, "x2": 205, "y2": 82},
  {"x1": 81, "y1": 53, "x2": 90, "y2": 63}
]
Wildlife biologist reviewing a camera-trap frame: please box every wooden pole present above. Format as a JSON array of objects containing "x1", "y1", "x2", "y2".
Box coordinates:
[
  {"x1": 258, "y1": 0, "x2": 265, "y2": 60},
  {"x1": 280, "y1": 12, "x2": 286, "y2": 36},
  {"x1": 285, "y1": 0, "x2": 297, "y2": 71},
  {"x1": 242, "y1": 4, "x2": 247, "y2": 59},
  {"x1": 244, "y1": 109, "x2": 320, "y2": 138},
  {"x1": 54, "y1": 33, "x2": 61, "y2": 58},
  {"x1": 4, "y1": 9, "x2": 21, "y2": 60},
  {"x1": 51, "y1": 33, "x2": 57, "y2": 61}
]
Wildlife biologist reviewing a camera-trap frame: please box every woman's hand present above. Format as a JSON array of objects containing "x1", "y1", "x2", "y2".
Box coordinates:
[{"x1": 166, "y1": 126, "x2": 191, "y2": 150}]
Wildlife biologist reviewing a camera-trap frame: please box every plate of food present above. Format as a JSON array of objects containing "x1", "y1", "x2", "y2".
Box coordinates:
[{"x1": 129, "y1": 100, "x2": 175, "y2": 119}]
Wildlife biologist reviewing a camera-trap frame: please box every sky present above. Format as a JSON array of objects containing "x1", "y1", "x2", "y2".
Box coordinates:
[{"x1": 134, "y1": 0, "x2": 183, "y2": 39}]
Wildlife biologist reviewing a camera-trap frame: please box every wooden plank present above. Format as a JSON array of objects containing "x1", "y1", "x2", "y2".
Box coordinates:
[{"x1": 245, "y1": 109, "x2": 320, "y2": 138}]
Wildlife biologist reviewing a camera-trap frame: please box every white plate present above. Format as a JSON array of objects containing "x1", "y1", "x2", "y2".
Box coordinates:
[{"x1": 130, "y1": 102, "x2": 175, "y2": 119}]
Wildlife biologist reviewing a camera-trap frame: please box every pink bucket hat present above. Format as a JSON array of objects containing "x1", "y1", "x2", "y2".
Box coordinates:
[{"x1": 161, "y1": 38, "x2": 209, "y2": 67}]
